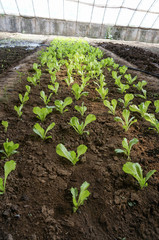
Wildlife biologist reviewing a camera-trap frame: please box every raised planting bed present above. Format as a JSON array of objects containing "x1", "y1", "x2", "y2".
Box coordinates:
[{"x1": 0, "y1": 38, "x2": 158, "y2": 240}]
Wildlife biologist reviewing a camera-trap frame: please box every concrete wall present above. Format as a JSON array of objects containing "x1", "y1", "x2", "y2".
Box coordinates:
[{"x1": 0, "y1": 14, "x2": 159, "y2": 43}]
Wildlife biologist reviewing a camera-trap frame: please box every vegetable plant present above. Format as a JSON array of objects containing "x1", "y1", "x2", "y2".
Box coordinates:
[
  {"x1": 48, "y1": 82, "x2": 59, "y2": 94},
  {"x1": 0, "y1": 139, "x2": 19, "y2": 158},
  {"x1": 144, "y1": 113, "x2": 159, "y2": 133},
  {"x1": 14, "y1": 104, "x2": 23, "y2": 118},
  {"x1": 69, "y1": 114, "x2": 96, "y2": 135},
  {"x1": 95, "y1": 86, "x2": 109, "y2": 100},
  {"x1": 40, "y1": 90, "x2": 52, "y2": 105},
  {"x1": 154, "y1": 100, "x2": 159, "y2": 113},
  {"x1": 115, "y1": 78, "x2": 129, "y2": 94},
  {"x1": 133, "y1": 80, "x2": 147, "y2": 91},
  {"x1": 2, "y1": 121, "x2": 8, "y2": 133},
  {"x1": 19, "y1": 92, "x2": 29, "y2": 105},
  {"x1": 75, "y1": 102, "x2": 87, "y2": 116},
  {"x1": 33, "y1": 122, "x2": 55, "y2": 140},
  {"x1": 114, "y1": 109, "x2": 137, "y2": 132},
  {"x1": 123, "y1": 162, "x2": 156, "y2": 189},
  {"x1": 0, "y1": 160, "x2": 16, "y2": 194},
  {"x1": 119, "y1": 65, "x2": 128, "y2": 75},
  {"x1": 118, "y1": 94, "x2": 134, "y2": 108},
  {"x1": 124, "y1": 74, "x2": 137, "y2": 84},
  {"x1": 56, "y1": 144, "x2": 87, "y2": 165},
  {"x1": 115, "y1": 138, "x2": 139, "y2": 160},
  {"x1": 53, "y1": 97, "x2": 72, "y2": 114},
  {"x1": 25, "y1": 85, "x2": 31, "y2": 93},
  {"x1": 129, "y1": 101, "x2": 151, "y2": 118},
  {"x1": 33, "y1": 107, "x2": 52, "y2": 122},
  {"x1": 103, "y1": 99, "x2": 117, "y2": 115},
  {"x1": 72, "y1": 83, "x2": 88, "y2": 100},
  {"x1": 70, "y1": 181, "x2": 91, "y2": 212},
  {"x1": 135, "y1": 89, "x2": 147, "y2": 99},
  {"x1": 27, "y1": 76, "x2": 38, "y2": 86}
]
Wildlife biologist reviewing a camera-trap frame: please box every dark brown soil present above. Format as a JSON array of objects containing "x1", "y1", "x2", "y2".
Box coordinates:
[{"x1": 0, "y1": 43, "x2": 158, "y2": 240}]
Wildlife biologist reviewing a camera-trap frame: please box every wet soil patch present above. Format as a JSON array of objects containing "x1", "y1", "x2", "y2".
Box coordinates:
[
  {"x1": 0, "y1": 44, "x2": 158, "y2": 240},
  {"x1": 97, "y1": 42, "x2": 159, "y2": 75}
]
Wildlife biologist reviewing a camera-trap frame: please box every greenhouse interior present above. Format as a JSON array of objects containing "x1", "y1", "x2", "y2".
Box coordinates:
[{"x1": 0, "y1": 0, "x2": 159, "y2": 240}]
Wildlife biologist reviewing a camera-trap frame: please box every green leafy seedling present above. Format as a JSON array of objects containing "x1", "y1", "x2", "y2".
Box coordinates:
[
  {"x1": 48, "y1": 82, "x2": 59, "y2": 94},
  {"x1": 40, "y1": 90, "x2": 52, "y2": 105},
  {"x1": 103, "y1": 99, "x2": 117, "y2": 115},
  {"x1": 75, "y1": 102, "x2": 87, "y2": 116},
  {"x1": 0, "y1": 139, "x2": 19, "y2": 158},
  {"x1": 72, "y1": 83, "x2": 88, "y2": 100},
  {"x1": 118, "y1": 94, "x2": 134, "y2": 108},
  {"x1": 2, "y1": 121, "x2": 8, "y2": 133},
  {"x1": 53, "y1": 97, "x2": 72, "y2": 114},
  {"x1": 135, "y1": 89, "x2": 147, "y2": 99},
  {"x1": 123, "y1": 162, "x2": 156, "y2": 189},
  {"x1": 56, "y1": 144, "x2": 87, "y2": 165},
  {"x1": 96, "y1": 86, "x2": 109, "y2": 100},
  {"x1": 33, "y1": 122, "x2": 55, "y2": 140},
  {"x1": 70, "y1": 181, "x2": 91, "y2": 212},
  {"x1": 129, "y1": 101, "x2": 151, "y2": 117},
  {"x1": 27, "y1": 76, "x2": 38, "y2": 86},
  {"x1": 19, "y1": 92, "x2": 29, "y2": 105},
  {"x1": 115, "y1": 138, "x2": 139, "y2": 160},
  {"x1": 124, "y1": 74, "x2": 137, "y2": 84},
  {"x1": 25, "y1": 85, "x2": 31, "y2": 93},
  {"x1": 69, "y1": 114, "x2": 96, "y2": 135},
  {"x1": 133, "y1": 80, "x2": 147, "y2": 91},
  {"x1": 144, "y1": 113, "x2": 159, "y2": 133},
  {"x1": 14, "y1": 104, "x2": 23, "y2": 118},
  {"x1": 114, "y1": 109, "x2": 137, "y2": 132},
  {"x1": 0, "y1": 160, "x2": 16, "y2": 194},
  {"x1": 33, "y1": 107, "x2": 52, "y2": 122},
  {"x1": 119, "y1": 65, "x2": 128, "y2": 75},
  {"x1": 154, "y1": 100, "x2": 159, "y2": 113}
]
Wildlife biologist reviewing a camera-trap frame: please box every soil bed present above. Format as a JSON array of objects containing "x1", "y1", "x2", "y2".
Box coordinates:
[{"x1": 0, "y1": 41, "x2": 158, "y2": 240}]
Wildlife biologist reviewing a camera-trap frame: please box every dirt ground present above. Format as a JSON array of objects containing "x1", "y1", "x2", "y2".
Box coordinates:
[{"x1": 0, "y1": 36, "x2": 158, "y2": 240}]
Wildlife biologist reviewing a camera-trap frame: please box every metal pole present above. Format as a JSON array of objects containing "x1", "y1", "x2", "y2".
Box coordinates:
[
  {"x1": 14, "y1": 0, "x2": 20, "y2": 16},
  {"x1": 0, "y1": 0, "x2": 5, "y2": 14},
  {"x1": 114, "y1": 0, "x2": 125, "y2": 26}
]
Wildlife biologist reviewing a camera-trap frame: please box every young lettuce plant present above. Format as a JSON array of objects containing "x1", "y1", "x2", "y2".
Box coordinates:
[
  {"x1": 115, "y1": 138, "x2": 139, "y2": 161},
  {"x1": 133, "y1": 80, "x2": 147, "y2": 91},
  {"x1": 70, "y1": 181, "x2": 91, "y2": 213},
  {"x1": 124, "y1": 74, "x2": 137, "y2": 85},
  {"x1": 144, "y1": 113, "x2": 159, "y2": 133},
  {"x1": 75, "y1": 102, "x2": 87, "y2": 116},
  {"x1": 95, "y1": 86, "x2": 109, "y2": 101},
  {"x1": 103, "y1": 99, "x2": 117, "y2": 115},
  {"x1": 52, "y1": 97, "x2": 73, "y2": 114},
  {"x1": 19, "y1": 92, "x2": 29, "y2": 105},
  {"x1": 72, "y1": 83, "x2": 88, "y2": 100},
  {"x1": 123, "y1": 162, "x2": 156, "y2": 189},
  {"x1": 27, "y1": 76, "x2": 38, "y2": 86},
  {"x1": 33, "y1": 107, "x2": 52, "y2": 122},
  {"x1": 69, "y1": 114, "x2": 96, "y2": 135},
  {"x1": 14, "y1": 104, "x2": 23, "y2": 118},
  {"x1": 25, "y1": 85, "x2": 31, "y2": 94},
  {"x1": 48, "y1": 82, "x2": 59, "y2": 95},
  {"x1": 0, "y1": 160, "x2": 16, "y2": 195},
  {"x1": 33, "y1": 122, "x2": 55, "y2": 140},
  {"x1": 0, "y1": 139, "x2": 19, "y2": 158},
  {"x1": 129, "y1": 101, "x2": 151, "y2": 118},
  {"x1": 118, "y1": 94, "x2": 134, "y2": 108},
  {"x1": 40, "y1": 91, "x2": 52, "y2": 105},
  {"x1": 154, "y1": 100, "x2": 159, "y2": 113},
  {"x1": 135, "y1": 89, "x2": 147, "y2": 100},
  {"x1": 115, "y1": 78, "x2": 129, "y2": 94},
  {"x1": 2, "y1": 121, "x2": 8, "y2": 133},
  {"x1": 119, "y1": 65, "x2": 128, "y2": 75},
  {"x1": 114, "y1": 109, "x2": 137, "y2": 132},
  {"x1": 56, "y1": 144, "x2": 87, "y2": 165}
]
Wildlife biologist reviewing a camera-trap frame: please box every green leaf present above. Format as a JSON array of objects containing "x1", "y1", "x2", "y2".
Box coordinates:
[
  {"x1": 46, "y1": 122, "x2": 55, "y2": 134},
  {"x1": 154, "y1": 100, "x2": 159, "y2": 113},
  {"x1": 115, "y1": 149, "x2": 125, "y2": 154},
  {"x1": 0, "y1": 178, "x2": 4, "y2": 193},
  {"x1": 4, "y1": 160, "x2": 16, "y2": 191},
  {"x1": 145, "y1": 170, "x2": 156, "y2": 182},
  {"x1": 33, "y1": 123, "x2": 45, "y2": 139},
  {"x1": 56, "y1": 144, "x2": 75, "y2": 164},
  {"x1": 84, "y1": 114, "x2": 96, "y2": 128},
  {"x1": 77, "y1": 145, "x2": 87, "y2": 158}
]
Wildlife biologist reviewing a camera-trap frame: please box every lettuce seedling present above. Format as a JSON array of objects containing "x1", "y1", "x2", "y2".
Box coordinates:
[
  {"x1": 33, "y1": 107, "x2": 52, "y2": 122},
  {"x1": 64, "y1": 76, "x2": 74, "y2": 86},
  {"x1": 0, "y1": 160, "x2": 16, "y2": 194},
  {"x1": 70, "y1": 181, "x2": 90, "y2": 213},
  {"x1": 69, "y1": 114, "x2": 96, "y2": 135},
  {"x1": 135, "y1": 89, "x2": 147, "y2": 99},
  {"x1": 124, "y1": 74, "x2": 137, "y2": 84},
  {"x1": 72, "y1": 83, "x2": 88, "y2": 100},
  {"x1": 56, "y1": 144, "x2": 87, "y2": 165},
  {"x1": 154, "y1": 100, "x2": 159, "y2": 113},
  {"x1": 40, "y1": 91, "x2": 52, "y2": 105},
  {"x1": 1, "y1": 121, "x2": 8, "y2": 133},
  {"x1": 33, "y1": 122, "x2": 55, "y2": 140},
  {"x1": 119, "y1": 65, "x2": 128, "y2": 75},
  {"x1": 114, "y1": 109, "x2": 137, "y2": 132},
  {"x1": 118, "y1": 94, "x2": 134, "y2": 108},
  {"x1": 25, "y1": 85, "x2": 31, "y2": 94},
  {"x1": 133, "y1": 80, "x2": 147, "y2": 91},
  {"x1": 27, "y1": 76, "x2": 38, "y2": 86},
  {"x1": 144, "y1": 113, "x2": 159, "y2": 133},
  {"x1": 0, "y1": 138, "x2": 19, "y2": 158},
  {"x1": 96, "y1": 86, "x2": 109, "y2": 100},
  {"x1": 75, "y1": 102, "x2": 87, "y2": 116},
  {"x1": 14, "y1": 104, "x2": 23, "y2": 118},
  {"x1": 129, "y1": 101, "x2": 151, "y2": 117},
  {"x1": 112, "y1": 71, "x2": 122, "y2": 81},
  {"x1": 103, "y1": 99, "x2": 117, "y2": 115},
  {"x1": 115, "y1": 138, "x2": 139, "y2": 160},
  {"x1": 123, "y1": 162, "x2": 156, "y2": 189},
  {"x1": 115, "y1": 78, "x2": 129, "y2": 94},
  {"x1": 19, "y1": 92, "x2": 29, "y2": 105},
  {"x1": 52, "y1": 97, "x2": 73, "y2": 114},
  {"x1": 48, "y1": 82, "x2": 59, "y2": 94}
]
